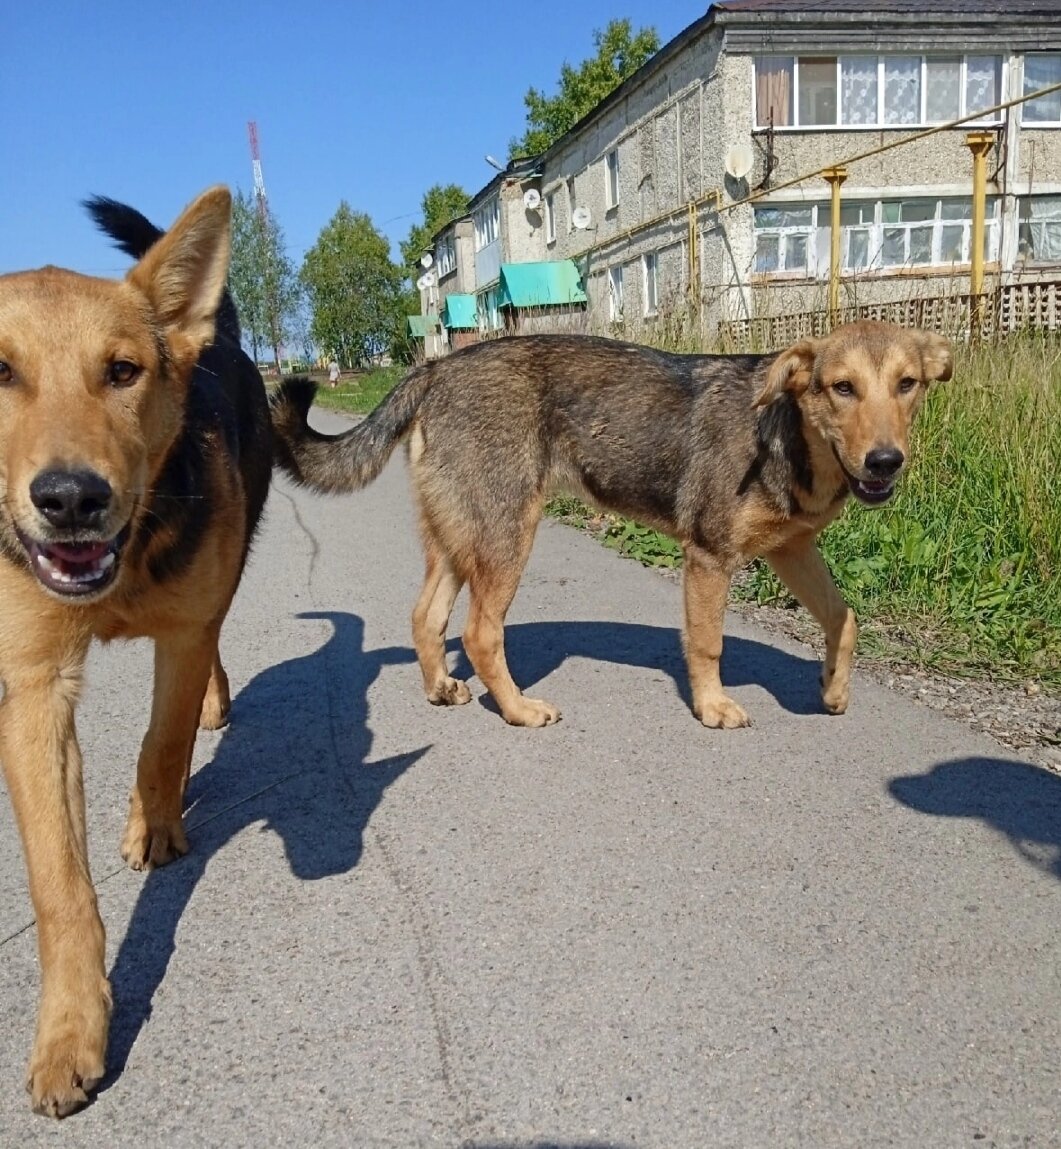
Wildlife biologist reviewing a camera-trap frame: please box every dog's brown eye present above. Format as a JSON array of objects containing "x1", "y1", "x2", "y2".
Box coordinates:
[
  {"x1": 898, "y1": 376, "x2": 919, "y2": 394},
  {"x1": 832, "y1": 380, "x2": 855, "y2": 397},
  {"x1": 108, "y1": 360, "x2": 140, "y2": 386},
  {"x1": 0, "y1": 361, "x2": 12, "y2": 384}
]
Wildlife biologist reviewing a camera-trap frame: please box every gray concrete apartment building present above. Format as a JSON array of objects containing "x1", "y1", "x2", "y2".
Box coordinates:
[{"x1": 418, "y1": 0, "x2": 1061, "y2": 351}]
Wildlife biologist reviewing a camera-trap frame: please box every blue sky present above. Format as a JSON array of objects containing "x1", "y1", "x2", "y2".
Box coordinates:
[{"x1": 3, "y1": 1, "x2": 704, "y2": 278}]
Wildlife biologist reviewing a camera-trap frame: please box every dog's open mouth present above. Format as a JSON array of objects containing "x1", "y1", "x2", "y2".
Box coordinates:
[
  {"x1": 17, "y1": 531, "x2": 124, "y2": 597},
  {"x1": 845, "y1": 473, "x2": 896, "y2": 506},
  {"x1": 834, "y1": 450, "x2": 899, "y2": 506}
]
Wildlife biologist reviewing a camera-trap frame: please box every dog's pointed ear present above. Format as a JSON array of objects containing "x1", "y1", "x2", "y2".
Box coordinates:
[
  {"x1": 127, "y1": 186, "x2": 232, "y2": 367},
  {"x1": 753, "y1": 339, "x2": 818, "y2": 408},
  {"x1": 914, "y1": 329, "x2": 954, "y2": 383}
]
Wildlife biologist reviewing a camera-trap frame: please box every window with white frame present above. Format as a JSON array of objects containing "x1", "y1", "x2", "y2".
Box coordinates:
[
  {"x1": 755, "y1": 54, "x2": 1002, "y2": 128},
  {"x1": 608, "y1": 265, "x2": 624, "y2": 320},
  {"x1": 643, "y1": 252, "x2": 659, "y2": 316},
  {"x1": 476, "y1": 286, "x2": 502, "y2": 332},
  {"x1": 754, "y1": 197, "x2": 1000, "y2": 276},
  {"x1": 1022, "y1": 54, "x2": 1061, "y2": 123},
  {"x1": 1018, "y1": 196, "x2": 1061, "y2": 261},
  {"x1": 605, "y1": 149, "x2": 620, "y2": 209},
  {"x1": 473, "y1": 197, "x2": 499, "y2": 251},
  {"x1": 435, "y1": 236, "x2": 455, "y2": 278},
  {"x1": 545, "y1": 191, "x2": 556, "y2": 244},
  {"x1": 753, "y1": 205, "x2": 814, "y2": 274}
]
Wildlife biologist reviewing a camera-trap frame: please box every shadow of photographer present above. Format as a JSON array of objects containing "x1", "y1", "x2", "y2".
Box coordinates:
[{"x1": 890, "y1": 755, "x2": 1061, "y2": 880}]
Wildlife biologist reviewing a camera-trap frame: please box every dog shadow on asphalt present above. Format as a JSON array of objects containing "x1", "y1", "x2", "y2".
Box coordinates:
[
  {"x1": 890, "y1": 756, "x2": 1061, "y2": 881},
  {"x1": 103, "y1": 615, "x2": 819, "y2": 1091},
  {"x1": 102, "y1": 611, "x2": 426, "y2": 1091},
  {"x1": 448, "y1": 620, "x2": 825, "y2": 718}
]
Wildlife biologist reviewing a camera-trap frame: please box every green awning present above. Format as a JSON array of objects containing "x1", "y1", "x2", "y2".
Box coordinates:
[
  {"x1": 497, "y1": 260, "x2": 587, "y2": 308},
  {"x1": 441, "y1": 293, "x2": 478, "y2": 329},
  {"x1": 406, "y1": 313, "x2": 440, "y2": 337}
]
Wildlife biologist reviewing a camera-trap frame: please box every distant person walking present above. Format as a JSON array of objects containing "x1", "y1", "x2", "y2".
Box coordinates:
[{"x1": 328, "y1": 358, "x2": 341, "y2": 388}]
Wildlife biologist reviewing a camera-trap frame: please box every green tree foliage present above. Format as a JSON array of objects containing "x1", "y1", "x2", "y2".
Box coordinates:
[
  {"x1": 509, "y1": 19, "x2": 660, "y2": 158},
  {"x1": 389, "y1": 284, "x2": 426, "y2": 367},
  {"x1": 228, "y1": 189, "x2": 301, "y2": 367},
  {"x1": 399, "y1": 184, "x2": 470, "y2": 283},
  {"x1": 301, "y1": 202, "x2": 405, "y2": 368}
]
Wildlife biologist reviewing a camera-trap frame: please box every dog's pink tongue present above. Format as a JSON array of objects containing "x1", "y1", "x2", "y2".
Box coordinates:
[{"x1": 46, "y1": 541, "x2": 111, "y2": 563}]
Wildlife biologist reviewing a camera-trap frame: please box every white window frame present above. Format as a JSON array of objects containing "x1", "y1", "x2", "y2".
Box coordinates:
[
  {"x1": 605, "y1": 149, "x2": 620, "y2": 210},
  {"x1": 1021, "y1": 53, "x2": 1061, "y2": 125},
  {"x1": 545, "y1": 191, "x2": 556, "y2": 244},
  {"x1": 753, "y1": 196, "x2": 1001, "y2": 277},
  {"x1": 435, "y1": 236, "x2": 455, "y2": 278},
  {"x1": 608, "y1": 265, "x2": 624, "y2": 320},
  {"x1": 754, "y1": 53, "x2": 1004, "y2": 129},
  {"x1": 642, "y1": 252, "x2": 659, "y2": 317},
  {"x1": 476, "y1": 286, "x2": 502, "y2": 333},
  {"x1": 1018, "y1": 195, "x2": 1061, "y2": 261},
  {"x1": 567, "y1": 177, "x2": 577, "y2": 232},
  {"x1": 753, "y1": 205, "x2": 816, "y2": 275},
  {"x1": 473, "y1": 196, "x2": 500, "y2": 251}
]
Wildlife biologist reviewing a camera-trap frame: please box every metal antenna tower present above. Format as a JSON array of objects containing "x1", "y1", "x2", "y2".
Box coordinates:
[{"x1": 247, "y1": 120, "x2": 269, "y2": 224}]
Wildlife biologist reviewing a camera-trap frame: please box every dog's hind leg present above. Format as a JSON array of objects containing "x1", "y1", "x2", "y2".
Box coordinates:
[
  {"x1": 412, "y1": 538, "x2": 470, "y2": 707},
  {"x1": 462, "y1": 513, "x2": 560, "y2": 728},
  {"x1": 681, "y1": 545, "x2": 750, "y2": 728},
  {"x1": 121, "y1": 624, "x2": 219, "y2": 870},
  {"x1": 765, "y1": 538, "x2": 858, "y2": 715},
  {"x1": 0, "y1": 649, "x2": 111, "y2": 1117}
]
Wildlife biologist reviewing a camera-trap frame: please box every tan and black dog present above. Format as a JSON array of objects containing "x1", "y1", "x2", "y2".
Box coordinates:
[
  {"x1": 0, "y1": 188, "x2": 271, "y2": 1116},
  {"x1": 271, "y1": 322, "x2": 951, "y2": 729}
]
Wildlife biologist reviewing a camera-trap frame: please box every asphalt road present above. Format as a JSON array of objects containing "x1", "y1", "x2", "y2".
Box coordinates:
[{"x1": 0, "y1": 409, "x2": 1058, "y2": 1148}]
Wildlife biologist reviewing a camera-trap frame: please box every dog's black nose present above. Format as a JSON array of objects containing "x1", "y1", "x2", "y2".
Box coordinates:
[
  {"x1": 864, "y1": 447, "x2": 904, "y2": 478},
  {"x1": 29, "y1": 469, "x2": 113, "y2": 530}
]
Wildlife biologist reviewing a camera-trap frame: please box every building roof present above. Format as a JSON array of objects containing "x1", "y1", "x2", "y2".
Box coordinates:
[
  {"x1": 713, "y1": 0, "x2": 1059, "y2": 11},
  {"x1": 712, "y1": 0, "x2": 1061, "y2": 50}
]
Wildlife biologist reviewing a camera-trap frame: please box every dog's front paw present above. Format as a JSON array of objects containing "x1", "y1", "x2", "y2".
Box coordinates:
[
  {"x1": 694, "y1": 694, "x2": 751, "y2": 729},
  {"x1": 121, "y1": 810, "x2": 188, "y2": 871},
  {"x1": 503, "y1": 696, "x2": 561, "y2": 728},
  {"x1": 427, "y1": 676, "x2": 472, "y2": 706},
  {"x1": 27, "y1": 981, "x2": 111, "y2": 1118}
]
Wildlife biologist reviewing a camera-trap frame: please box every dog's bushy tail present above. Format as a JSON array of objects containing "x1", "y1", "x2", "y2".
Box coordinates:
[
  {"x1": 270, "y1": 365, "x2": 435, "y2": 493},
  {"x1": 83, "y1": 194, "x2": 241, "y2": 345}
]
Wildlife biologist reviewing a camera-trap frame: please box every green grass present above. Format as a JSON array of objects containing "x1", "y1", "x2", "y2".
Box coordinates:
[{"x1": 306, "y1": 365, "x2": 405, "y2": 415}]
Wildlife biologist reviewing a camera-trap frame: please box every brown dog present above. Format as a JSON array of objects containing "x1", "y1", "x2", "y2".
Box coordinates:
[
  {"x1": 0, "y1": 188, "x2": 271, "y2": 1116},
  {"x1": 271, "y1": 321, "x2": 952, "y2": 728}
]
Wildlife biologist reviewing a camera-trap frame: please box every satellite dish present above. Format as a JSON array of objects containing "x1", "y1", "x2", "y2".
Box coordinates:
[
  {"x1": 724, "y1": 144, "x2": 755, "y2": 180},
  {"x1": 420, "y1": 251, "x2": 434, "y2": 269},
  {"x1": 416, "y1": 272, "x2": 436, "y2": 291},
  {"x1": 572, "y1": 205, "x2": 592, "y2": 230},
  {"x1": 523, "y1": 188, "x2": 541, "y2": 211}
]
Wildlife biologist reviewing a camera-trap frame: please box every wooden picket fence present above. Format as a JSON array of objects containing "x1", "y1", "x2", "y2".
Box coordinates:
[{"x1": 717, "y1": 279, "x2": 1061, "y2": 349}]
